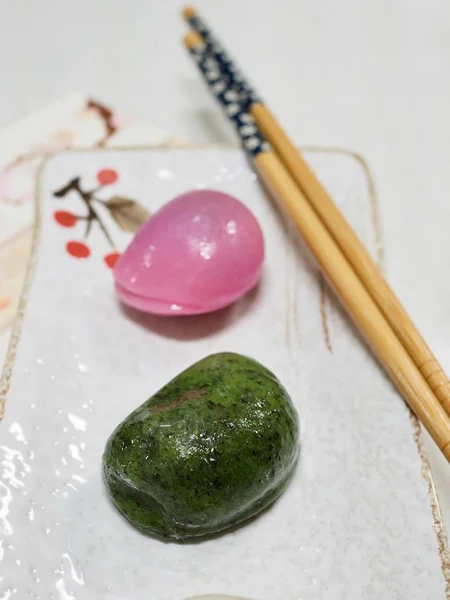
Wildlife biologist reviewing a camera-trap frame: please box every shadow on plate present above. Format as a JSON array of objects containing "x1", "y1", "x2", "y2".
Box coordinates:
[
  {"x1": 118, "y1": 283, "x2": 262, "y2": 341},
  {"x1": 102, "y1": 471, "x2": 290, "y2": 547}
]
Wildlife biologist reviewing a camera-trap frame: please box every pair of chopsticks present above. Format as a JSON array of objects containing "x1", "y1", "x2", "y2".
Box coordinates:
[{"x1": 181, "y1": 6, "x2": 450, "y2": 462}]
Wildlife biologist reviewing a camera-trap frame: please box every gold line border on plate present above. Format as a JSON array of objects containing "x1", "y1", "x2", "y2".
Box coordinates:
[{"x1": 0, "y1": 142, "x2": 448, "y2": 596}]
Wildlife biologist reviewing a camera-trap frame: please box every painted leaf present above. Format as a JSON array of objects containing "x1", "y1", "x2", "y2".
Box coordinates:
[{"x1": 106, "y1": 196, "x2": 150, "y2": 233}]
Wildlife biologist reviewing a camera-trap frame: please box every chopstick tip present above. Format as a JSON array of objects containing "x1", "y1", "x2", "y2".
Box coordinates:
[
  {"x1": 184, "y1": 29, "x2": 204, "y2": 49},
  {"x1": 182, "y1": 5, "x2": 197, "y2": 20}
]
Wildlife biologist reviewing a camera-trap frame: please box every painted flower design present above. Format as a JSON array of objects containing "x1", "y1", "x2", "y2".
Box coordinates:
[{"x1": 53, "y1": 169, "x2": 149, "y2": 267}]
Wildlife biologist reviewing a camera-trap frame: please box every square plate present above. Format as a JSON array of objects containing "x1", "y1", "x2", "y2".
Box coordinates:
[{"x1": 0, "y1": 147, "x2": 447, "y2": 599}]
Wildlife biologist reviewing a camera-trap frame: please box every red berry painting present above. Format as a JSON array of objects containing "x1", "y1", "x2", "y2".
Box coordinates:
[
  {"x1": 53, "y1": 170, "x2": 149, "y2": 267},
  {"x1": 104, "y1": 252, "x2": 121, "y2": 269},
  {"x1": 54, "y1": 210, "x2": 77, "y2": 228},
  {"x1": 97, "y1": 168, "x2": 118, "y2": 186},
  {"x1": 67, "y1": 241, "x2": 91, "y2": 259}
]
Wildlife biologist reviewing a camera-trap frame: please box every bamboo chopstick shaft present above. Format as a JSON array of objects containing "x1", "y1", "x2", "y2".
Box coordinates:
[
  {"x1": 183, "y1": 6, "x2": 450, "y2": 417},
  {"x1": 251, "y1": 105, "x2": 450, "y2": 414},
  {"x1": 183, "y1": 30, "x2": 450, "y2": 461},
  {"x1": 254, "y1": 150, "x2": 450, "y2": 460}
]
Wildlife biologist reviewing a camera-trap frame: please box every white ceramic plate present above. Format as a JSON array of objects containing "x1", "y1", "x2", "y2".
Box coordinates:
[{"x1": 0, "y1": 147, "x2": 447, "y2": 599}]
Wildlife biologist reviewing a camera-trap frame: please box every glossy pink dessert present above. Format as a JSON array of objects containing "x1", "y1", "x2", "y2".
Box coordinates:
[{"x1": 114, "y1": 189, "x2": 264, "y2": 315}]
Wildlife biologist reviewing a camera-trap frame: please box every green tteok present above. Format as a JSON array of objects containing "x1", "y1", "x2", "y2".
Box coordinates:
[{"x1": 102, "y1": 352, "x2": 299, "y2": 541}]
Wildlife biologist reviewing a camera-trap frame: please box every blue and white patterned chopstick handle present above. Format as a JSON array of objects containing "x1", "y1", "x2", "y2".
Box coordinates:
[
  {"x1": 187, "y1": 13, "x2": 261, "y2": 110},
  {"x1": 189, "y1": 44, "x2": 270, "y2": 156}
]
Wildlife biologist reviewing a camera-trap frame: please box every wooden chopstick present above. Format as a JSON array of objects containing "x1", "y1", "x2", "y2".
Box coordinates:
[
  {"x1": 183, "y1": 31, "x2": 450, "y2": 462},
  {"x1": 182, "y1": 6, "x2": 450, "y2": 417}
]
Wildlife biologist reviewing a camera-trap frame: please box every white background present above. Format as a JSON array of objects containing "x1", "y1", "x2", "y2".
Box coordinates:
[
  {"x1": 1, "y1": 0, "x2": 450, "y2": 551},
  {"x1": 1, "y1": 0, "x2": 450, "y2": 258}
]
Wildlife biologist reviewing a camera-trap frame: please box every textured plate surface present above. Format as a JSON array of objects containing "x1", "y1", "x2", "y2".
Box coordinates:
[{"x1": 0, "y1": 148, "x2": 447, "y2": 600}]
